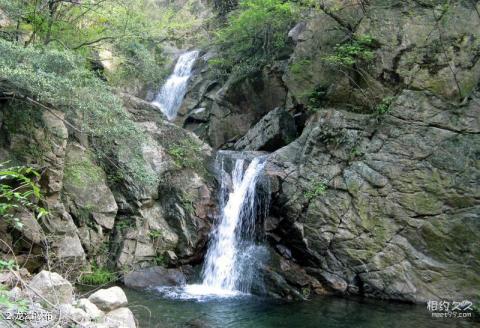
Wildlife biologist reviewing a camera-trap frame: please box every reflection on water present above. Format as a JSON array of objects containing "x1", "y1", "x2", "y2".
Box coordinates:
[{"x1": 124, "y1": 288, "x2": 478, "y2": 328}]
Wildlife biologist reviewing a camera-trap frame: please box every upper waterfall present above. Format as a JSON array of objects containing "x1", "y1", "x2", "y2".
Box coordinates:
[{"x1": 152, "y1": 50, "x2": 199, "y2": 121}]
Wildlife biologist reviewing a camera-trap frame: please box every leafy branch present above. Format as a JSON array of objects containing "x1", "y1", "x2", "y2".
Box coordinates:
[{"x1": 0, "y1": 163, "x2": 48, "y2": 229}]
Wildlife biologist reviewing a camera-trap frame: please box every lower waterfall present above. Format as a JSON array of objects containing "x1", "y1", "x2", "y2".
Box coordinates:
[
  {"x1": 159, "y1": 151, "x2": 269, "y2": 299},
  {"x1": 201, "y1": 152, "x2": 267, "y2": 293}
]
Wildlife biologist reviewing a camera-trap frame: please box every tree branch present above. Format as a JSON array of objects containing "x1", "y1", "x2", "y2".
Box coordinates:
[{"x1": 72, "y1": 35, "x2": 116, "y2": 50}]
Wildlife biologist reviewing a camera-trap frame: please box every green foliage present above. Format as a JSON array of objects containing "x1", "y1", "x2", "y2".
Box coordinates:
[
  {"x1": 149, "y1": 230, "x2": 163, "y2": 240},
  {"x1": 0, "y1": 259, "x2": 16, "y2": 271},
  {"x1": 305, "y1": 86, "x2": 328, "y2": 112},
  {"x1": 375, "y1": 96, "x2": 395, "y2": 115},
  {"x1": 64, "y1": 158, "x2": 104, "y2": 187},
  {"x1": 212, "y1": 0, "x2": 297, "y2": 78},
  {"x1": 0, "y1": 286, "x2": 29, "y2": 312},
  {"x1": 301, "y1": 287, "x2": 311, "y2": 298},
  {"x1": 110, "y1": 40, "x2": 167, "y2": 88},
  {"x1": 0, "y1": 39, "x2": 155, "y2": 186},
  {"x1": 290, "y1": 59, "x2": 312, "y2": 76},
  {"x1": 180, "y1": 192, "x2": 195, "y2": 215},
  {"x1": 154, "y1": 254, "x2": 166, "y2": 266},
  {"x1": 324, "y1": 35, "x2": 375, "y2": 67},
  {"x1": 167, "y1": 139, "x2": 203, "y2": 171},
  {"x1": 349, "y1": 146, "x2": 362, "y2": 162},
  {"x1": 0, "y1": 163, "x2": 48, "y2": 229},
  {"x1": 80, "y1": 265, "x2": 116, "y2": 285},
  {"x1": 116, "y1": 219, "x2": 134, "y2": 232},
  {"x1": 0, "y1": 0, "x2": 194, "y2": 100},
  {"x1": 304, "y1": 181, "x2": 327, "y2": 200}
]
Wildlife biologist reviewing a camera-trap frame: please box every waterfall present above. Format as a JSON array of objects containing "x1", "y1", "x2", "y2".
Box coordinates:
[
  {"x1": 152, "y1": 50, "x2": 199, "y2": 121},
  {"x1": 200, "y1": 154, "x2": 267, "y2": 293},
  {"x1": 158, "y1": 152, "x2": 269, "y2": 299}
]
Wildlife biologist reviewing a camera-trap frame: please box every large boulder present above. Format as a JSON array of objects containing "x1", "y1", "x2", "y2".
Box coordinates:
[
  {"x1": 76, "y1": 298, "x2": 104, "y2": 320},
  {"x1": 123, "y1": 266, "x2": 186, "y2": 288},
  {"x1": 28, "y1": 271, "x2": 73, "y2": 305},
  {"x1": 88, "y1": 286, "x2": 128, "y2": 312},
  {"x1": 234, "y1": 107, "x2": 297, "y2": 151},
  {"x1": 105, "y1": 307, "x2": 137, "y2": 328},
  {"x1": 112, "y1": 98, "x2": 216, "y2": 269},
  {"x1": 265, "y1": 89, "x2": 480, "y2": 303}
]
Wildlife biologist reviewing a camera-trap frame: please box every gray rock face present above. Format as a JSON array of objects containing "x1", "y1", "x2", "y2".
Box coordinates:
[
  {"x1": 112, "y1": 101, "x2": 216, "y2": 269},
  {"x1": 266, "y1": 90, "x2": 480, "y2": 303},
  {"x1": 76, "y1": 298, "x2": 104, "y2": 320},
  {"x1": 88, "y1": 286, "x2": 128, "y2": 312},
  {"x1": 105, "y1": 307, "x2": 137, "y2": 328},
  {"x1": 28, "y1": 270, "x2": 73, "y2": 305},
  {"x1": 123, "y1": 266, "x2": 186, "y2": 288},
  {"x1": 284, "y1": 0, "x2": 480, "y2": 109},
  {"x1": 58, "y1": 304, "x2": 90, "y2": 323},
  {"x1": 288, "y1": 22, "x2": 307, "y2": 43},
  {"x1": 63, "y1": 143, "x2": 118, "y2": 230},
  {"x1": 234, "y1": 107, "x2": 297, "y2": 151},
  {"x1": 179, "y1": 57, "x2": 288, "y2": 148},
  {"x1": 0, "y1": 89, "x2": 216, "y2": 273}
]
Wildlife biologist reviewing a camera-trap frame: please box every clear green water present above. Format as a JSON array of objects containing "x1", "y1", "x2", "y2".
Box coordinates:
[{"x1": 124, "y1": 288, "x2": 479, "y2": 328}]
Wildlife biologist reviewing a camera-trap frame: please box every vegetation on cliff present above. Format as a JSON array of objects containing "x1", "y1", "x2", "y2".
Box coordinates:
[
  {"x1": 0, "y1": 2, "x2": 479, "y2": 324},
  {"x1": 211, "y1": 0, "x2": 298, "y2": 78}
]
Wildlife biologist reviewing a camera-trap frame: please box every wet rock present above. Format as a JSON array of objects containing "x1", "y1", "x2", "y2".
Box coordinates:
[
  {"x1": 114, "y1": 97, "x2": 215, "y2": 268},
  {"x1": 88, "y1": 286, "x2": 128, "y2": 312},
  {"x1": 185, "y1": 318, "x2": 212, "y2": 328},
  {"x1": 181, "y1": 61, "x2": 288, "y2": 148},
  {"x1": 123, "y1": 266, "x2": 186, "y2": 288},
  {"x1": 306, "y1": 269, "x2": 348, "y2": 293}
]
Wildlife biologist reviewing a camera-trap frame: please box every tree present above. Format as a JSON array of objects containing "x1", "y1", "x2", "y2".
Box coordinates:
[{"x1": 212, "y1": 0, "x2": 298, "y2": 78}]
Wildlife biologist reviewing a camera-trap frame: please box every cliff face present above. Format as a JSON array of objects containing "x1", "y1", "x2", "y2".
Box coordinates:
[
  {"x1": 176, "y1": 0, "x2": 480, "y2": 302},
  {"x1": 1, "y1": 0, "x2": 479, "y2": 305},
  {"x1": 266, "y1": 90, "x2": 480, "y2": 302},
  {"x1": 0, "y1": 97, "x2": 216, "y2": 277}
]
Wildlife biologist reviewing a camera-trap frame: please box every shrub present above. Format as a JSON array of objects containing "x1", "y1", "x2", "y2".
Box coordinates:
[
  {"x1": 109, "y1": 39, "x2": 168, "y2": 89},
  {"x1": 324, "y1": 35, "x2": 375, "y2": 67},
  {"x1": 80, "y1": 265, "x2": 116, "y2": 285},
  {"x1": 375, "y1": 96, "x2": 395, "y2": 115},
  {"x1": 0, "y1": 163, "x2": 48, "y2": 229},
  {"x1": 167, "y1": 139, "x2": 203, "y2": 170},
  {"x1": 304, "y1": 181, "x2": 327, "y2": 200},
  {"x1": 212, "y1": 0, "x2": 297, "y2": 78},
  {"x1": 0, "y1": 39, "x2": 155, "y2": 186}
]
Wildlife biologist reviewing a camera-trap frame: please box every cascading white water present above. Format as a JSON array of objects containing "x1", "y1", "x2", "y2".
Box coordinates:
[
  {"x1": 159, "y1": 153, "x2": 268, "y2": 299},
  {"x1": 201, "y1": 156, "x2": 266, "y2": 293},
  {"x1": 152, "y1": 50, "x2": 199, "y2": 120}
]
